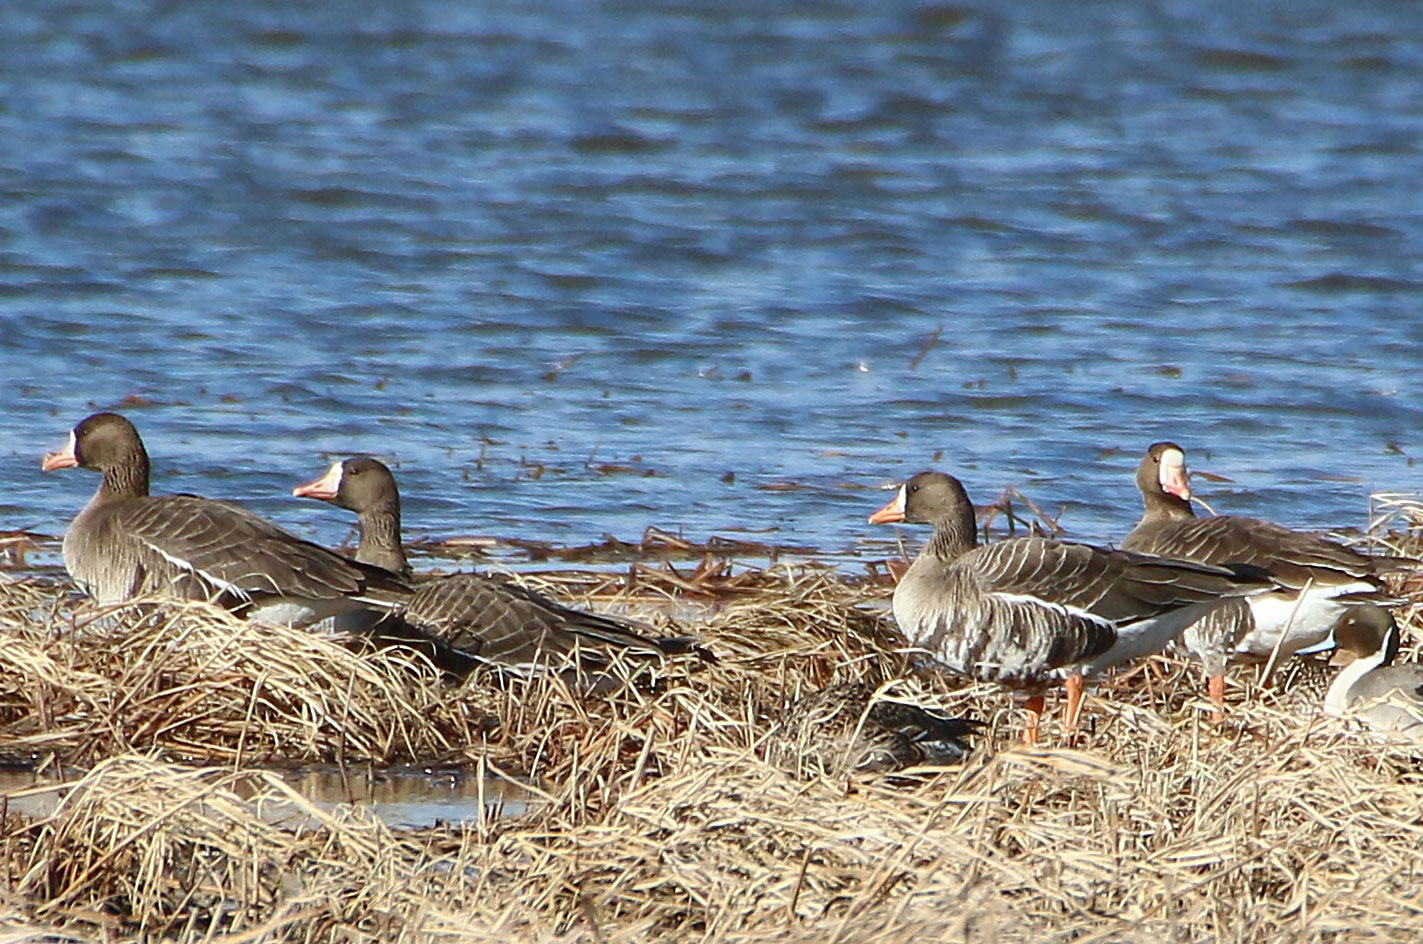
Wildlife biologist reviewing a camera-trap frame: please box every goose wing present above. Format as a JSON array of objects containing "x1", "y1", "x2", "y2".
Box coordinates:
[
  {"x1": 111, "y1": 494, "x2": 409, "y2": 605},
  {"x1": 1123, "y1": 515, "x2": 1406, "y2": 590},
  {"x1": 404, "y1": 573, "x2": 702, "y2": 669},
  {"x1": 966, "y1": 537, "x2": 1263, "y2": 623}
]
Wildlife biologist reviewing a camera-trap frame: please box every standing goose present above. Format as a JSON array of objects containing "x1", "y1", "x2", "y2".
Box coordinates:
[
  {"x1": 1122, "y1": 442, "x2": 1410, "y2": 719},
  {"x1": 292, "y1": 457, "x2": 710, "y2": 674},
  {"x1": 1323, "y1": 605, "x2": 1423, "y2": 743},
  {"x1": 869, "y1": 471, "x2": 1272, "y2": 742},
  {"x1": 41, "y1": 413, "x2": 411, "y2": 626}
]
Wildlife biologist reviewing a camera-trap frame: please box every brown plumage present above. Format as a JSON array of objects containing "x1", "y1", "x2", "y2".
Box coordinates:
[
  {"x1": 1323, "y1": 605, "x2": 1423, "y2": 742},
  {"x1": 1122, "y1": 441, "x2": 1411, "y2": 717},
  {"x1": 41, "y1": 413, "x2": 411, "y2": 627},
  {"x1": 869, "y1": 470, "x2": 1273, "y2": 740},
  {"x1": 769, "y1": 682, "x2": 981, "y2": 777},
  {"x1": 292, "y1": 456, "x2": 711, "y2": 673}
]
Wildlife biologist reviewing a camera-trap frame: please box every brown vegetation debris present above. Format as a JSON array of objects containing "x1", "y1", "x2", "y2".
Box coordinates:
[
  {"x1": 411, "y1": 525, "x2": 818, "y2": 566},
  {"x1": 1, "y1": 496, "x2": 1423, "y2": 941}
]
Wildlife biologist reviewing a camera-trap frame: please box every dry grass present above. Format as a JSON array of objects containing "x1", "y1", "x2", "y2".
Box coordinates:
[{"x1": 3, "y1": 505, "x2": 1423, "y2": 942}]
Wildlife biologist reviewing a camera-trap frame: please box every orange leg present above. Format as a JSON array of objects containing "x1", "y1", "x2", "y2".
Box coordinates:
[
  {"x1": 1062, "y1": 673, "x2": 1086, "y2": 733},
  {"x1": 1021, "y1": 695, "x2": 1044, "y2": 746},
  {"x1": 1207, "y1": 674, "x2": 1225, "y2": 723}
]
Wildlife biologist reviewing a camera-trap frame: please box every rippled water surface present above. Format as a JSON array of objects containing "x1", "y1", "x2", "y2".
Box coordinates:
[{"x1": 2, "y1": 0, "x2": 1422, "y2": 570}]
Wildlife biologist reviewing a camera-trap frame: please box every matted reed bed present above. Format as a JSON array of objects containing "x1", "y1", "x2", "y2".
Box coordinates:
[{"x1": 3, "y1": 517, "x2": 1423, "y2": 942}]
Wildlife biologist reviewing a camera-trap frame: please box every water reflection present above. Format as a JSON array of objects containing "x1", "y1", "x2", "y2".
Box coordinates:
[{"x1": 0, "y1": 763, "x2": 538, "y2": 830}]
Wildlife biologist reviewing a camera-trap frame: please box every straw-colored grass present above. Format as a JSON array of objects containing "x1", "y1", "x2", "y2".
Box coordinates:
[{"x1": 3, "y1": 502, "x2": 1423, "y2": 942}]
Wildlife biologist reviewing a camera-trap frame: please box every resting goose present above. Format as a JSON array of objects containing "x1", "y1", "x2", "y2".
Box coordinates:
[
  {"x1": 1323, "y1": 605, "x2": 1423, "y2": 743},
  {"x1": 869, "y1": 471, "x2": 1272, "y2": 742},
  {"x1": 41, "y1": 413, "x2": 410, "y2": 627},
  {"x1": 1122, "y1": 441, "x2": 1410, "y2": 719},
  {"x1": 292, "y1": 457, "x2": 709, "y2": 673}
]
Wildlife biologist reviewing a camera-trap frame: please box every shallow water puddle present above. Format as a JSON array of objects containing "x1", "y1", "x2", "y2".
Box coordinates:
[
  {"x1": 0, "y1": 764, "x2": 538, "y2": 830},
  {"x1": 260, "y1": 765, "x2": 540, "y2": 829}
]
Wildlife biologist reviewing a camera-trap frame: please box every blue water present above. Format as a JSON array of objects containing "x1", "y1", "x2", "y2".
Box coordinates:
[{"x1": 2, "y1": 0, "x2": 1421, "y2": 571}]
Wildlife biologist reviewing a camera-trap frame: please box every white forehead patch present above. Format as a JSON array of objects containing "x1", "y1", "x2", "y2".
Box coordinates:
[{"x1": 1158, "y1": 448, "x2": 1187, "y2": 485}]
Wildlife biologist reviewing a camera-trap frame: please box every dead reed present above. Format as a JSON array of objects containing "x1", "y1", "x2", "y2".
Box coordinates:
[{"x1": 1, "y1": 499, "x2": 1422, "y2": 942}]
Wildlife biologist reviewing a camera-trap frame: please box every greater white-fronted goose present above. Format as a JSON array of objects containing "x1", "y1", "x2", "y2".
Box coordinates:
[
  {"x1": 41, "y1": 413, "x2": 411, "y2": 627},
  {"x1": 1122, "y1": 441, "x2": 1410, "y2": 719},
  {"x1": 1323, "y1": 605, "x2": 1423, "y2": 743},
  {"x1": 292, "y1": 457, "x2": 710, "y2": 674},
  {"x1": 869, "y1": 471, "x2": 1272, "y2": 742}
]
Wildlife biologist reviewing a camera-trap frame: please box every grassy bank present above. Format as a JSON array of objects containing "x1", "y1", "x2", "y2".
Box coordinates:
[{"x1": 3, "y1": 534, "x2": 1422, "y2": 941}]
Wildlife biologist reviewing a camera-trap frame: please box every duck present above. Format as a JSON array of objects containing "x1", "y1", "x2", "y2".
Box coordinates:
[
  {"x1": 770, "y1": 681, "x2": 981, "y2": 777},
  {"x1": 292, "y1": 456, "x2": 711, "y2": 674},
  {"x1": 1323, "y1": 604, "x2": 1423, "y2": 743},
  {"x1": 868, "y1": 470, "x2": 1273, "y2": 742},
  {"x1": 1121, "y1": 441, "x2": 1410, "y2": 719},
  {"x1": 41, "y1": 413, "x2": 410, "y2": 627}
]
